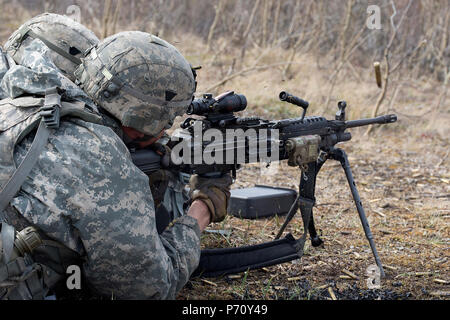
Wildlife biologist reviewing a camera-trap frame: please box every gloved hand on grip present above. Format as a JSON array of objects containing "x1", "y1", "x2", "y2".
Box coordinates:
[{"x1": 188, "y1": 174, "x2": 233, "y2": 223}]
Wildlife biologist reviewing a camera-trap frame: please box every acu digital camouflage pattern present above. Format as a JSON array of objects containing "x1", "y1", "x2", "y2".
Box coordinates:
[
  {"x1": 4, "y1": 13, "x2": 99, "y2": 82},
  {"x1": 0, "y1": 47, "x2": 15, "y2": 99},
  {"x1": 1, "y1": 39, "x2": 94, "y2": 108},
  {"x1": 0, "y1": 37, "x2": 202, "y2": 299},
  {"x1": 0, "y1": 96, "x2": 43, "y2": 190},
  {"x1": 8, "y1": 119, "x2": 201, "y2": 299},
  {"x1": 75, "y1": 31, "x2": 195, "y2": 136}
]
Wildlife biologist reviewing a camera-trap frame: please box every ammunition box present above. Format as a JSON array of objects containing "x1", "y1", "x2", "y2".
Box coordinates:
[{"x1": 228, "y1": 185, "x2": 297, "y2": 219}]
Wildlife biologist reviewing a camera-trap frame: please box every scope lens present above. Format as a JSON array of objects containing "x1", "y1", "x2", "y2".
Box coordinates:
[{"x1": 217, "y1": 94, "x2": 247, "y2": 113}]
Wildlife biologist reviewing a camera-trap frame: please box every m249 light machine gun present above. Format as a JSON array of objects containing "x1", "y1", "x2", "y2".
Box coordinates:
[{"x1": 130, "y1": 91, "x2": 397, "y2": 278}]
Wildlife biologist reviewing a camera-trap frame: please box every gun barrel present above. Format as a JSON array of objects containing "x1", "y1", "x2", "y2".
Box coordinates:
[{"x1": 345, "y1": 114, "x2": 397, "y2": 129}]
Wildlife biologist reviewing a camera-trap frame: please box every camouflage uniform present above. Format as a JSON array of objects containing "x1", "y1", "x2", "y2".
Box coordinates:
[
  {"x1": 0, "y1": 47, "x2": 15, "y2": 99},
  {"x1": 0, "y1": 40, "x2": 201, "y2": 299}
]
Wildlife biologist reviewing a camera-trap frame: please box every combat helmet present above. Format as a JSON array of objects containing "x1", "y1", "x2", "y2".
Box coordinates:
[
  {"x1": 4, "y1": 13, "x2": 99, "y2": 81},
  {"x1": 74, "y1": 31, "x2": 196, "y2": 136}
]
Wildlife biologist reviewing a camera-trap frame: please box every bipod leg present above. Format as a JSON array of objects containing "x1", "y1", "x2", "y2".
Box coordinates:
[
  {"x1": 275, "y1": 160, "x2": 324, "y2": 247},
  {"x1": 274, "y1": 194, "x2": 299, "y2": 239},
  {"x1": 329, "y1": 148, "x2": 386, "y2": 278},
  {"x1": 301, "y1": 157, "x2": 326, "y2": 247}
]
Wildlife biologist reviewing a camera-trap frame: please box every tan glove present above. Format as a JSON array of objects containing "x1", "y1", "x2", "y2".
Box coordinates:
[{"x1": 188, "y1": 174, "x2": 233, "y2": 223}]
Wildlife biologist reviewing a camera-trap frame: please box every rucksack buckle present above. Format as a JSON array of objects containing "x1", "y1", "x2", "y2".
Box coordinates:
[{"x1": 40, "y1": 87, "x2": 64, "y2": 129}]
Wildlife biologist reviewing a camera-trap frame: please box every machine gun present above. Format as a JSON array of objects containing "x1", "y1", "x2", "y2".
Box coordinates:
[{"x1": 130, "y1": 91, "x2": 397, "y2": 278}]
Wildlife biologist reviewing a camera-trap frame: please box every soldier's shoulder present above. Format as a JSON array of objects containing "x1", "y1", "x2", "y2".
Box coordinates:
[{"x1": 59, "y1": 117, "x2": 129, "y2": 158}]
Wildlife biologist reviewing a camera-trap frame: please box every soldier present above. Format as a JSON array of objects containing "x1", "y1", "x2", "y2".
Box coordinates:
[
  {"x1": 0, "y1": 13, "x2": 98, "y2": 299},
  {"x1": 0, "y1": 29, "x2": 232, "y2": 299},
  {"x1": 2, "y1": 13, "x2": 187, "y2": 233}
]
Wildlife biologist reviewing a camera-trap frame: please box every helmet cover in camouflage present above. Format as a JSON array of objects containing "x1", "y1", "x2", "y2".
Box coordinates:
[
  {"x1": 4, "y1": 13, "x2": 99, "y2": 82},
  {"x1": 74, "y1": 31, "x2": 196, "y2": 136}
]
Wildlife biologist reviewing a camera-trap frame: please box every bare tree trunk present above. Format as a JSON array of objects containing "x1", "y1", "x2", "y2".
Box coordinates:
[
  {"x1": 286, "y1": 1, "x2": 301, "y2": 48},
  {"x1": 207, "y1": 0, "x2": 225, "y2": 51},
  {"x1": 325, "y1": 27, "x2": 366, "y2": 109},
  {"x1": 240, "y1": 0, "x2": 261, "y2": 60},
  {"x1": 261, "y1": 0, "x2": 271, "y2": 48},
  {"x1": 111, "y1": 0, "x2": 122, "y2": 34},
  {"x1": 439, "y1": 10, "x2": 449, "y2": 61},
  {"x1": 102, "y1": 0, "x2": 112, "y2": 39},
  {"x1": 338, "y1": 0, "x2": 355, "y2": 62},
  {"x1": 271, "y1": 0, "x2": 281, "y2": 45},
  {"x1": 282, "y1": 0, "x2": 314, "y2": 79},
  {"x1": 130, "y1": 0, "x2": 135, "y2": 26}
]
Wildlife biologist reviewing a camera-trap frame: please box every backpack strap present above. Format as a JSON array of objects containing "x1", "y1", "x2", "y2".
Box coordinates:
[
  {"x1": 0, "y1": 87, "x2": 61, "y2": 222},
  {"x1": 0, "y1": 120, "x2": 51, "y2": 221},
  {"x1": 0, "y1": 223, "x2": 15, "y2": 264}
]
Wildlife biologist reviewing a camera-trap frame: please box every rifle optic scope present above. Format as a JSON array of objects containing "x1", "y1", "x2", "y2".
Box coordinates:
[{"x1": 188, "y1": 93, "x2": 247, "y2": 115}]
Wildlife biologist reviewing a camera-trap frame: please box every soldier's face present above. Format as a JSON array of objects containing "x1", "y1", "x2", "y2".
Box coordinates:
[{"x1": 122, "y1": 126, "x2": 165, "y2": 148}]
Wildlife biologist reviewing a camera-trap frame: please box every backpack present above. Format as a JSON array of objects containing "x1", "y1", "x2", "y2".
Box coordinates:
[{"x1": 0, "y1": 87, "x2": 102, "y2": 299}]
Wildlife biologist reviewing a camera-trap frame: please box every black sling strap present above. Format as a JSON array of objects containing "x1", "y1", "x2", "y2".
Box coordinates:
[{"x1": 192, "y1": 233, "x2": 305, "y2": 278}]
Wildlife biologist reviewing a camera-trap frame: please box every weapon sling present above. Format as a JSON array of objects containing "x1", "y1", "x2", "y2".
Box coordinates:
[
  {"x1": 192, "y1": 233, "x2": 305, "y2": 278},
  {"x1": 154, "y1": 203, "x2": 310, "y2": 278},
  {"x1": 191, "y1": 181, "x2": 314, "y2": 278}
]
